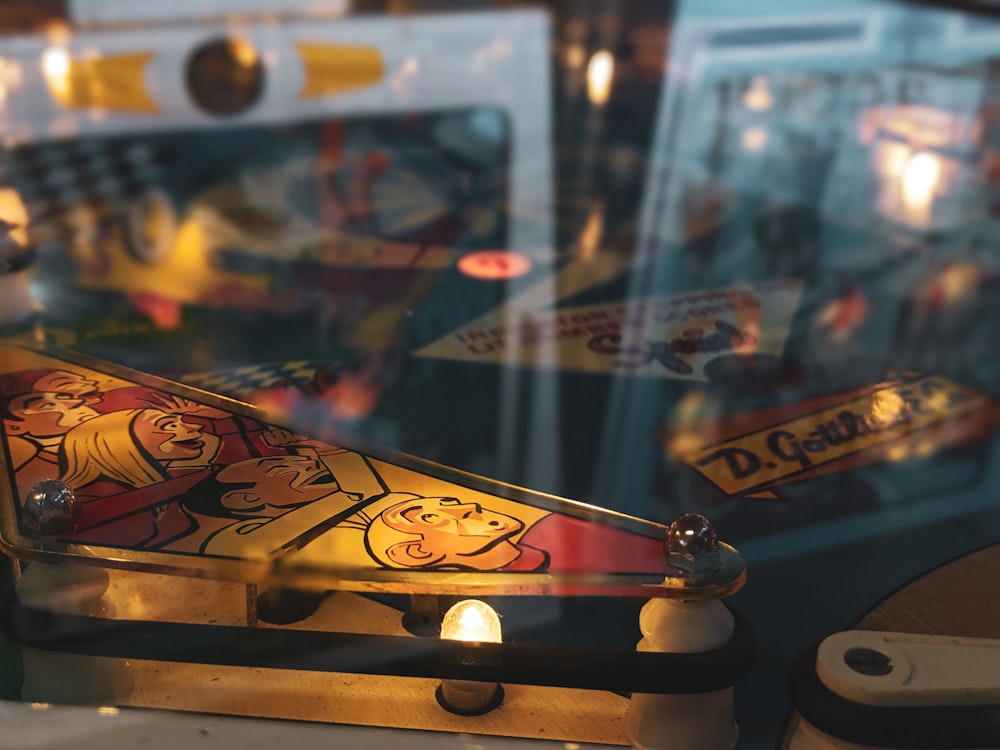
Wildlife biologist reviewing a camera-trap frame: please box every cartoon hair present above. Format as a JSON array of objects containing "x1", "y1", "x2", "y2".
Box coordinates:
[
  {"x1": 363, "y1": 494, "x2": 446, "y2": 569},
  {"x1": 59, "y1": 409, "x2": 168, "y2": 489},
  {"x1": 361, "y1": 494, "x2": 525, "y2": 571},
  {"x1": 178, "y1": 471, "x2": 258, "y2": 520}
]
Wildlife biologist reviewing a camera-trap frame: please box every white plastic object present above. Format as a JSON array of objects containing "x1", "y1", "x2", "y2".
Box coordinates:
[
  {"x1": 627, "y1": 598, "x2": 738, "y2": 750},
  {"x1": 817, "y1": 630, "x2": 1000, "y2": 707}
]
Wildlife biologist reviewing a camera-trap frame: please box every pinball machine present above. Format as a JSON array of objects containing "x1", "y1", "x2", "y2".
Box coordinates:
[{"x1": 0, "y1": 1, "x2": 997, "y2": 749}]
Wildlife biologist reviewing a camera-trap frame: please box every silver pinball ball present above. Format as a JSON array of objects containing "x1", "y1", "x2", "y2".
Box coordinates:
[
  {"x1": 23, "y1": 479, "x2": 78, "y2": 535},
  {"x1": 666, "y1": 513, "x2": 718, "y2": 556}
]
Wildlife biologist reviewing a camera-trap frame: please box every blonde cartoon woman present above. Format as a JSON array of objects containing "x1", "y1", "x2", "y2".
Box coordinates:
[
  {"x1": 40, "y1": 407, "x2": 222, "y2": 549},
  {"x1": 59, "y1": 408, "x2": 221, "y2": 491}
]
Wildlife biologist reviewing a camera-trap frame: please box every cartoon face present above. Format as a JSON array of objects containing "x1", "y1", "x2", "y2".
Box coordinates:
[
  {"x1": 215, "y1": 455, "x2": 338, "y2": 517},
  {"x1": 6, "y1": 392, "x2": 99, "y2": 437},
  {"x1": 31, "y1": 371, "x2": 101, "y2": 405},
  {"x1": 132, "y1": 410, "x2": 210, "y2": 462},
  {"x1": 382, "y1": 497, "x2": 524, "y2": 556}
]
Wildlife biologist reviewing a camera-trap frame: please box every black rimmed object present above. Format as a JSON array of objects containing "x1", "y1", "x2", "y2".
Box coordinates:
[
  {"x1": 788, "y1": 643, "x2": 1000, "y2": 748},
  {"x1": 1, "y1": 584, "x2": 755, "y2": 696}
]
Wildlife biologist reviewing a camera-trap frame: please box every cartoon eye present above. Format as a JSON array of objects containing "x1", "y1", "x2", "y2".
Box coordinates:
[
  {"x1": 420, "y1": 513, "x2": 440, "y2": 524},
  {"x1": 53, "y1": 393, "x2": 75, "y2": 401}
]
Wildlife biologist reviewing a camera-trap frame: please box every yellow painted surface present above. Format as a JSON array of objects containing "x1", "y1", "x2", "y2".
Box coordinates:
[
  {"x1": 45, "y1": 51, "x2": 159, "y2": 113},
  {"x1": 296, "y1": 42, "x2": 383, "y2": 99}
]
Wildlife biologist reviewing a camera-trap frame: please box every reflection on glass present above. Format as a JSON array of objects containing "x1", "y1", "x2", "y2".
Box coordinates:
[
  {"x1": 901, "y1": 151, "x2": 942, "y2": 213},
  {"x1": 587, "y1": 50, "x2": 614, "y2": 106},
  {"x1": 741, "y1": 126, "x2": 768, "y2": 153},
  {"x1": 742, "y1": 76, "x2": 773, "y2": 112},
  {"x1": 869, "y1": 390, "x2": 905, "y2": 426},
  {"x1": 565, "y1": 43, "x2": 586, "y2": 69},
  {"x1": 0, "y1": 187, "x2": 28, "y2": 247},
  {"x1": 41, "y1": 46, "x2": 70, "y2": 97},
  {"x1": 873, "y1": 140, "x2": 911, "y2": 179}
]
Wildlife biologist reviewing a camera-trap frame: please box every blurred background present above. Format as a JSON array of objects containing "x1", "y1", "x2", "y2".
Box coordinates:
[{"x1": 0, "y1": 0, "x2": 997, "y2": 747}]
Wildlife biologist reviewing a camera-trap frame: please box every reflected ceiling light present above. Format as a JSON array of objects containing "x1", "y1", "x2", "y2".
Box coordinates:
[
  {"x1": 874, "y1": 140, "x2": 910, "y2": 178},
  {"x1": 0, "y1": 58, "x2": 10, "y2": 103},
  {"x1": 934, "y1": 262, "x2": 980, "y2": 308},
  {"x1": 578, "y1": 202, "x2": 604, "y2": 262},
  {"x1": 742, "y1": 76, "x2": 773, "y2": 112},
  {"x1": 0, "y1": 187, "x2": 29, "y2": 246},
  {"x1": 400, "y1": 56, "x2": 418, "y2": 76},
  {"x1": 565, "y1": 43, "x2": 585, "y2": 69},
  {"x1": 586, "y1": 50, "x2": 614, "y2": 106},
  {"x1": 741, "y1": 126, "x2": 768, "y2": 153},
  {"x1": 901, "y1": 151, "x2": 942, "y2": 212},
  {"x1": 229, "y1": 38, "x2": 259, "y2": 68},
  {"x1": 41, "y1": 47, "x2": 70, "y2": 92},
  {"x1": 870, "y1": 390, "x2": 905, "y2": 426}
]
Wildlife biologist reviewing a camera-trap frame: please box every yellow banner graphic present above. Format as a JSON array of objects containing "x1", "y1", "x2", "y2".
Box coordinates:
[
  {"x1": 683, "y1": 376, "x2": 988, "y2": 495},
  {"x1": 296, "y1": 42, "x2": 383, "y2": 99},
  {"x1": 44, "y1": 50, "x2": 159, "y2": 113}
]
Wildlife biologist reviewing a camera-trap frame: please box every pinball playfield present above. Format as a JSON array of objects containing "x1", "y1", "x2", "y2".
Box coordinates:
[{"x1": 0, "y1": 1, "x2": 999, "y2": 749}]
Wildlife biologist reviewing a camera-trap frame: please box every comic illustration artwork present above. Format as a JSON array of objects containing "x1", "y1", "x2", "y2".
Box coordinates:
[{"x1": 0, "y1": 343, "x2": 731, "y2": 596}]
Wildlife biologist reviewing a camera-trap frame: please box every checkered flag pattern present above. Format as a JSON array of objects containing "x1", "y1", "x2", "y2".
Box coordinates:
[
  {"x1": 0, "y1": 137, "x2": 173, "y2": 243},
  {"x1": 178, "y1": 360, "x2": 339, "y2": 401}
]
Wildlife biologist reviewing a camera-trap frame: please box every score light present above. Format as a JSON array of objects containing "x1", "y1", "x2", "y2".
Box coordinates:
[{"x1": 457, "y1": 250, "x2": 532, "y2": 280}]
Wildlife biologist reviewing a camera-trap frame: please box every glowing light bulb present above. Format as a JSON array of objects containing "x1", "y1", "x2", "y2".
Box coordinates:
[
  {"x1": 440, "y1": 599, "x2": 501, "y2": 643},
  {"x1": 586, "y1": 50, "x2": 614, "y2": 106},
  {"x1": 437, "y1": 599, "x2": 503, "y2": 715}
]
